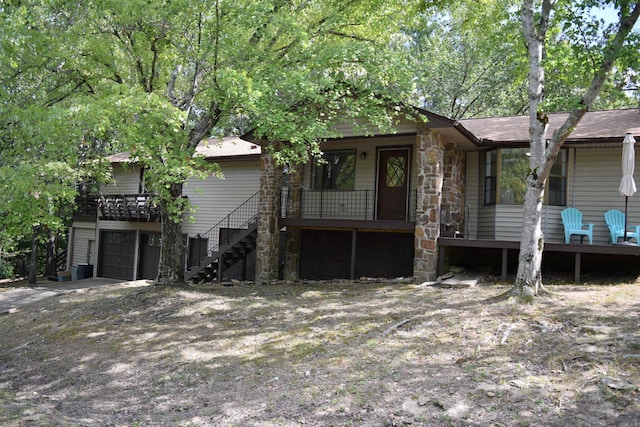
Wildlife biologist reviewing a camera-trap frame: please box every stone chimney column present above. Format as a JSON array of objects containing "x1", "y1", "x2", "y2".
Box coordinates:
[
  {"x1": 283, "y1": 166, "x2": 303, "y2": 281},
  {"x1": 255, "y1": 154, "x2": 283, "y2": 284},
  {"x1": 414, "y1": 129, "x2": 444, "y2": 282}
]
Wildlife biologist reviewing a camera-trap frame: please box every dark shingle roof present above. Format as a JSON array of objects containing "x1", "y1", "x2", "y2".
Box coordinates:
[{"x1": 458, "y1": 109, "x2": 640, "y2": 144}]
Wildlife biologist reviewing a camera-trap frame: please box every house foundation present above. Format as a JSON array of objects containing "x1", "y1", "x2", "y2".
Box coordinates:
[{"x1": 255, "y1": 154, "x2": 283, "y2": 284}]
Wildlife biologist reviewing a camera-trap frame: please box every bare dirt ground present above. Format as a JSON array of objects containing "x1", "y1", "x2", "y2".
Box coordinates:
[{"x1": 1, "y1": 274, "x2": 639, "y2": 426}]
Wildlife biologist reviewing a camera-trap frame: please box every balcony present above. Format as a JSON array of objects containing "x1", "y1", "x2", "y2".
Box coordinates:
[
  {"x1": 98, "y1": 193, "x2": 161, "y2": 222},
  {"x1": 281, "y1": 189, "x2": 417, "y2": 224},
  {"x1": 73, "y1": 195, "x2": 99, "y2": 221}
]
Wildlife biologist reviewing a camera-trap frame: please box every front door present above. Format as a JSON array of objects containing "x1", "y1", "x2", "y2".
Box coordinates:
[{"x1": 377, "y1": 148, "x2": 410, "y2": 220}]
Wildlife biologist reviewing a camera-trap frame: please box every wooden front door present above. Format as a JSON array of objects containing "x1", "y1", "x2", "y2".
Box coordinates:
[{"x1": 376, "y1": 148, "x2": 410, "y2": 220}]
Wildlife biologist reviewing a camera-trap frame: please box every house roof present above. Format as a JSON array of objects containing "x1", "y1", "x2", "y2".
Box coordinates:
[
  {"x1": 195, "y1": 136, "x2": 262, "y2": 159},
  {"x1": 458, "y1": 108, "x2": 640, "y2": 145},
  {"x1": 106, "y1": 136, "x2": 261, "y2": 164}
]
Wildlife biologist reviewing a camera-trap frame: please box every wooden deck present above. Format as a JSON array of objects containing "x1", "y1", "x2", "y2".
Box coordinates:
[{"x1": 438, "y1": 237, "x2": 640, "y2": 284}]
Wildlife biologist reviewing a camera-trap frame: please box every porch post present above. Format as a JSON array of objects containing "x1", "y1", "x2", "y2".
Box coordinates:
[
  {"x1": 443, "y1": 143, "x2": 466, "y2": 234},
  {"x1": 284, "y1": 166, "x2": 303, "y2": 281},
  {"x1": 414, "y1": 128, "x2": 445, "y2": 282},
  {"x1": 255, "y1": 153, "x2": 283, "y2": 284}
]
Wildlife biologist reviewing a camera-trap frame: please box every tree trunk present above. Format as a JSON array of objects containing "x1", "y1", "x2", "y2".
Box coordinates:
[
  {"x1": 513, "y1": 182, "x2": 545, "y2": 298},
  {"x1": 45, "y1": 228, "x2": 55, "y2": 277},
  {"x1": 28, "y1": 227, "x2": 39, "y2": 284},
  {"x1": 156, "y1": 183, "x2": 186, "y2": 285},
  {"x1": 512, "y1": 0, "x2": 640, "y2": 300},
  {"x1": 512, "y1": 0, "x2": 548, "y2": 298}
]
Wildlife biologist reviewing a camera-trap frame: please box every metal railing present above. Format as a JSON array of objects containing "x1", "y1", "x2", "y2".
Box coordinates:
[
  {"x1": 98, "y1": 193, "x2": 161, "y2": 222},
  {"x1": 192, "y1": 191, "x2": 260, "y2": 266},
  {"x1": 282, "y1": 189, "x2": 417, "y2": 221}
]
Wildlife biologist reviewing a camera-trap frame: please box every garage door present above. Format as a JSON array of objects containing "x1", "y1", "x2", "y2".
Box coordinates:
[
  {"x1": 138, "y1": 233, "x2": 161, "y2": 280},
  {"x1": 99, "y1": 231, "x2": 136, "y2": 280}
]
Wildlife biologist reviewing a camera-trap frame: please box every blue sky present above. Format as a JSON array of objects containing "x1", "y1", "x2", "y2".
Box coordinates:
[{"x1": 593, "y1": 5, "x2": 640, "y2": 29}]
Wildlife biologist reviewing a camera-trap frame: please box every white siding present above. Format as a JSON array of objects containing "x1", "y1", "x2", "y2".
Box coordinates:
[
  {"x1": 572, "y1": 147, "x2": 639, "y2": 245},
  {"x1": 182, "y1": 159, "x2": 261, "y2": 236},
  {"x1": 304, "y1": 135, "x2": 418, "y2": 192},
  {"x1": 477, "y1": 205, "x2": 496, "y2": 239},
  {"x1": 71, "y1": 226, "x2": 97, "y2": 266},
  {"x1": 101, "y1": 165, "x2": 141, "y2": 194},
  {"x1": 465, "y1": 152, "x2": 480, "y2": 239},
  {"x1": 490, "y1": 205, "x2": 565, "y2": 242},
  {"x1": 332, "y1": 117, "x2": 420, "y2": 138},
  {"x1": 464, "y1": 146, "x2": 632, "y2": 245}
]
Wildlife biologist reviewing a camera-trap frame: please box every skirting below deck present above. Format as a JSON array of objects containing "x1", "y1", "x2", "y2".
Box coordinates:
[{"x1": 438, "y1": 237, "x2": 640, "y2": 284}]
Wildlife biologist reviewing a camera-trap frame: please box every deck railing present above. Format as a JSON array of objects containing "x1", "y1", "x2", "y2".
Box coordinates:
[
  {"x1": 282, "y1": 189, "x2": 417, "y2": 221},
  {"x1": 98, "y1": 193, "x2": 161, "y2": 222},
  {"x1": 73, "y1": 195, "x2": 99, "y2": 220}
]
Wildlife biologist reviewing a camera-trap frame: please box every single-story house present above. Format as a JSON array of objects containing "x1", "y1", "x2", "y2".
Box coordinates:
[{"x1": 66, "y1": 108, "x2": 640, "y2": 283}]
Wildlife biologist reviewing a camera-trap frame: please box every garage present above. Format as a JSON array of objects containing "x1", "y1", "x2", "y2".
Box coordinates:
[
  {"x1": 138, "y1": 232, "x2": 161, "y2": 280},
  {"x1": 98, "y1": 231, "x2": 136, "y2": 280}
]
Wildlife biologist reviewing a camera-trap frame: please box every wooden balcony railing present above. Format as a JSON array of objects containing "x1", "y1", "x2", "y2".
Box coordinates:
[
  {"x1": 73, "y1": 195, "x2": 99, "y2": 221},
  {"x1": 98, "y1": 193, "x2": 161, "y2": 222}
]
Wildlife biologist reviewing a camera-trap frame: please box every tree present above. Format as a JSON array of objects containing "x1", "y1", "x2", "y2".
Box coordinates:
[
  {"x1": 2, "y1": 1, "x2": 417, "y2": 284},
  {"x1": 0, "y1": 3, "x2": 116, "y2": 282},
  {"x1": 0, "y1": 106, "x2": 79, "y2": 283},
  {"x1": 406, "y1": 0, "x2": 639, "y2": 119},
  {"x1": 513, "y1": 0, "x2": 640, "y2": 298},
  {"x1": 408, "y1": 1, "x2": 530, "y2": 118}
]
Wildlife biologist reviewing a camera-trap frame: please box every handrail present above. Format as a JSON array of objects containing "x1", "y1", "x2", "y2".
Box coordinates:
[
  {"x1": 48, "y1": 250, "x2": 68, "y2": 273},
  {"x1": 190, "y1": 191, "x2": 260, "y2": 268},
  {"x1": 283, "y1": 189, "x2": 417, "y2": 221}
]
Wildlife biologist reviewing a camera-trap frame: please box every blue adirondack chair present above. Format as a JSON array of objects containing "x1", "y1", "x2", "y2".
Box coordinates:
[
  {"x1": 604, "y1": 209, "x2": 640, "y2": 244},
  {"x1": 561, "y1": 208, "x2": 594, "y2": 244}
]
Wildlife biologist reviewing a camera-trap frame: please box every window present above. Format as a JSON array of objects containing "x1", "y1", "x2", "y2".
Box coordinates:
[
  {"x1": 499, "y1": 148, "x2": 529, "y2": 204},
  {"x1": 312, "y1": 150, "x2": 356, "y2": 190},
  {"x1": 548, "y1": 150, "x2": 567, "y2": 206},
  {"x1": 483, "y1": 148, "x2": 567, "y2": 206},
  {"x1": 386, "y1": 156, "x2": 406, "y2": 187},
  {"x1": 484, "y1": 150, "x2": 497, "y2": 204}
]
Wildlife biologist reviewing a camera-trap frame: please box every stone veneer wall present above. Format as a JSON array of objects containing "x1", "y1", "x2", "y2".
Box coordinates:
[
  {"x1": 283, "y1": 167, "x2": 302, "y2": 281},
  {"x1": 255, "y1": 154, "x2": 282, "y2": 284},
  {"x1": 413, "y1": 129, "x2": 445, "y2": 282},
  {"x1": 442, "y1": 142, "x2": 465, "y2": 234}
]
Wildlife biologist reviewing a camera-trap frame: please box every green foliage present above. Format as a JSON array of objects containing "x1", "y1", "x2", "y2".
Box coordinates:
[
  {"x1": 2, "y1": 0, "x2": 421, "y2": 280},
  {"x1": 407, "y1": 0, "x2": 529, "y2": 118},
  {"x1": 407, "y1": 0, "x2": 639, "y2": 118},
  {"x1": 542, "y1": 0, "x2": 640, "y2": 111}
]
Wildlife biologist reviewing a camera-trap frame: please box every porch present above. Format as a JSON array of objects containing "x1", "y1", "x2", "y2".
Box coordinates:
[
  {"x1": 280, "y1": 189, "x2": 417, "y2": 223},
  {"x1": 438, "y1": 237, "x2": 640, "y2": 284},
  {"x1": 278, "y1": 189, "x2": 418, "y2": 280}
]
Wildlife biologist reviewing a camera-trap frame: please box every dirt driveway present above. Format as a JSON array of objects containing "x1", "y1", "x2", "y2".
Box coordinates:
[
  {"x1": 0, "y1": 276, "x2": 639, "y2": 426},
  {"x1": 0, "y1": 278, "x2": 151, "y2": 314}
]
